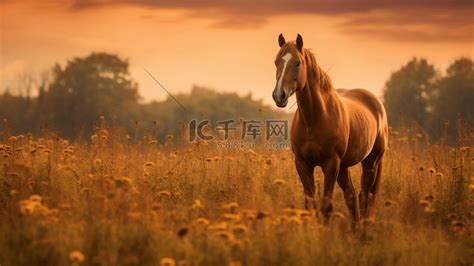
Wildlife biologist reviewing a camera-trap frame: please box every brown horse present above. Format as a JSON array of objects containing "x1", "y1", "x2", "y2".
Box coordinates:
[{"x1": 272, "y1": 34, "x2": 388, "y2": 224}]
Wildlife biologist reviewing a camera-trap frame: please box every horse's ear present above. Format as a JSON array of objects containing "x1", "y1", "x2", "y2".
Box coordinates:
[
  {"x1": 278, "y1": 33, "x2": 286, "y2": 47},
  {"x1": 296, "y1": 33, "x2": 303, "y2": 52}
]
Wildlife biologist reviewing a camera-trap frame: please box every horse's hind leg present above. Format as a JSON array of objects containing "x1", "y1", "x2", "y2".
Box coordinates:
[
  {"x1": 366, "y1": 159, "x2": 383, "y2": 217},
  {"x1": 337, "y1": 167, "x2": 360, "y2": 224},
  {"x1": 359, "y1": 151, "x2": 383, "y2": 219},
  {"x1": 295, "y1": 157, "x2": 316, "y2": 211}
]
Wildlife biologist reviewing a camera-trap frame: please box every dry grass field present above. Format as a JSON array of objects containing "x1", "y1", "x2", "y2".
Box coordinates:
[{"x1": 0, "y1": 121, "x2": 472, "y2": 266}]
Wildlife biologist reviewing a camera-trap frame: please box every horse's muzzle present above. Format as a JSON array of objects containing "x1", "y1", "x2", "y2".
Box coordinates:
[{"x1": 273, "y1": 88, "x2": 288, "y2": 108}]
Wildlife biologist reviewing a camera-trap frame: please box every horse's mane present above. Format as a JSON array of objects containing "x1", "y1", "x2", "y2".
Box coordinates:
[{"x1": 303, "y1": 49, "x2": 334, "y2": 92}]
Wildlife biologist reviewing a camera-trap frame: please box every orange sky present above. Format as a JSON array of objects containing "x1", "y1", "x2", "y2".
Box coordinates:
[{"x1": 1, "y1": 0, "x2": 473, "y2": 107}]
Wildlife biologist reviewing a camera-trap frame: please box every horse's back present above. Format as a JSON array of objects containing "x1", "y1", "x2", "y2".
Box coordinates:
[{"x1": 337, "y1": 88, "x2": 385, "y2": 122}]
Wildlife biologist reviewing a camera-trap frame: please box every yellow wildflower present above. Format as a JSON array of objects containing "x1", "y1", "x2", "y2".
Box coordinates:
[
  {"x1": 424, "y1": 206, "x2": 435, "y2": 214},
  {"x1": 158, "y1": 190, "x2": 171, "y2": 197},
  {"x1": 29, "y1": 195, "x2": 42, "y2": 202},
  {"x1": 160, "y1": 257, "x2": 176, "y2": 266},
  {"x1": 469, "y1": 184, "x2": 474, "y2": 192},
  {"x1": 195, "y1": 218, "x2": 210, "y2": 226},
  {"x1": 223, "y1": 213, "x2": 241, "y2": 222},
  {"x1": 69, "y1": 250, "x2": 85, "y2": 263},
  {"x1": 114, "y1": 176, "x2": 133, "y2": 189},
  {"x1": 419, "y1": 199, "x2": 431, "y2": 207},
  {"x1": 283, "y1": 208, "x2": 297, "y2": 217},
  {"x1": 288, "y1": 216, "x2": 303, "y2": 225},
  {"x1": 273, "y1": 179, "x2": 286, "y2": 185},
  {"x1": 210, "y1": 222, "x2": 228, "y2": 231},
  {"x1": 216, "y1": 231, "x2": 234, "y2": 241},
  {"x1": 298, "y1": 210, "x2": 311, "y2": 218},
  {"x1": 19, "y1": 201, "x2": 36, "y2": 215},
  {"x1": 192, "y1": 199, "x2": 204, "y2": 210},
  {"x1": 223, "y1": 202, "x2": 239, "y2": 213}
]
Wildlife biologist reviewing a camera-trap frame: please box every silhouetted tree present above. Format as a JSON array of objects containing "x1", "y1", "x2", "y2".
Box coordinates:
[
  {"x1": 0, "y1": 89, "x2": 32, "y2": 132},
  {"x1": 383, "y1": 58, "x2": 437, "y2": 128},
  {"x1": 431, "y1": 57, "x2": 474, "y2": 139},
  {"x1": 41, "y1": 53, "x2": 140, "y2": 137}
]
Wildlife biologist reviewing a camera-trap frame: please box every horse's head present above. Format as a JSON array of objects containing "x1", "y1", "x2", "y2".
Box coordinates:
[{"x1": 272, "y1": 33, "x2": 307, "y2": 108}]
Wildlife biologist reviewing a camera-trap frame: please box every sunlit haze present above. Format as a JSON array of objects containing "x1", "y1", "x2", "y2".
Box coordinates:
[{"x1": 1, "y1": 0, "x2": 473, "y2": 106}]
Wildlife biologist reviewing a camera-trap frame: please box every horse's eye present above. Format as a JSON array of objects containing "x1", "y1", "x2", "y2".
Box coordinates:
[{"x1": 295, "y1": 61, "x2": 301, "y2": 67}]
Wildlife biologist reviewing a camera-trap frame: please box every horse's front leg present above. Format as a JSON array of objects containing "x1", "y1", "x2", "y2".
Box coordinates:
[
  {"x1": 295, "y1": 157, "x2": 316, "y2": 211},
  {"x1": 321, "y1": 156, "x2": 340, "y2": 222}
]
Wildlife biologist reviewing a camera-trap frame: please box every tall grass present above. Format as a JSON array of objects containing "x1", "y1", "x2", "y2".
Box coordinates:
[{"x1": 0, "y1": 121, "x2": 472, "y2": 266}]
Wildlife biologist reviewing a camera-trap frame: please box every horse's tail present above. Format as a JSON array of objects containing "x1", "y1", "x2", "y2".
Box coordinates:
[{"x1": 377, "y1": 98, "x2": 389, "y2": 151}]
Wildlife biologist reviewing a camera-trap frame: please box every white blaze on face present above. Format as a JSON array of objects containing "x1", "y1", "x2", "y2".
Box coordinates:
[{"x1": 276, "y1": 52, "x2": 293, "y2": 91}]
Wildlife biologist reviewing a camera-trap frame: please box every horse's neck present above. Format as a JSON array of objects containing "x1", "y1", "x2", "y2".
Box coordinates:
[{"x1": 296, "y1": 57, "x2": 339, "y2": 131}]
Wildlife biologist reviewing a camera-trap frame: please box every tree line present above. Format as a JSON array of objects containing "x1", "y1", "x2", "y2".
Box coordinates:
[
  {"x1": 0, "y1": 52, "x2": 472, "y2": 142},
  {"x1": 383, "y1": 57, "x2": 473, "y2": 142},
  {"x1": 0, "y1": 53, "x2": 287, "y2": 141}
]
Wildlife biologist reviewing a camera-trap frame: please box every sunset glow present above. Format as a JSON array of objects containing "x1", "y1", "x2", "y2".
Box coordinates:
[{"x1": 1, "y1": 0, "x2": 473, "y2": 104}]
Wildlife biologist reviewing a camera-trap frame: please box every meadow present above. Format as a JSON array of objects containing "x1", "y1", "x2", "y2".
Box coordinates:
[{"x1": 0, "y1": 120, "x2": 472, "y2": 266}]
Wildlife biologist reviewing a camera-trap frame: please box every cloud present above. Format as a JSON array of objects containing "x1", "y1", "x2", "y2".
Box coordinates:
[
  {"x1": 69, "y1": 0, "x2": 473, "y2": 14},
  {"x1": 209, "y1": 16, "x2": 268, "y2": 29},
  {"x1": 67, "y1": 0, "x2": 473, "y2": 41},
  {"x1": 338, "y1": 8, "x2": 474, "y2": 42},
  {"x1": 342, "y1": 26, "x2": 473, "y2": 43}
]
